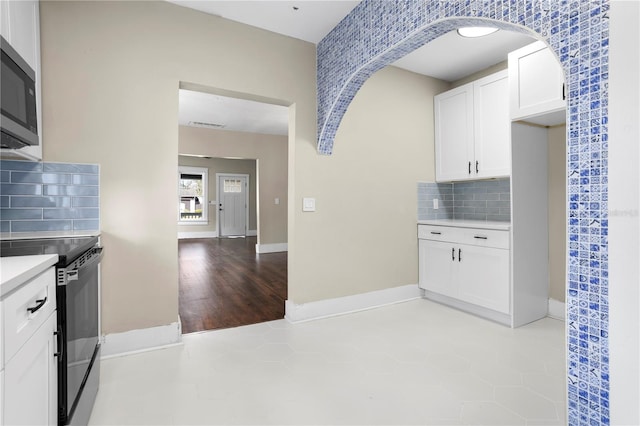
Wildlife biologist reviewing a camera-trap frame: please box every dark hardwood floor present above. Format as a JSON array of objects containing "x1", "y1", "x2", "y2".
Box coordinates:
[{"x1": 178, "y1": 237, "x2": 287, "y2": 334}]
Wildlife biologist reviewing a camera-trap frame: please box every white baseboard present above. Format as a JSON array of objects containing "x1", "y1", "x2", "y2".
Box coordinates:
[
  {"x1": 285, "y1": 284, "x2": 421, "y2": 323},
  {"x1": 101, "y1": 320, "x2": 182, "y2": 358},
  {"x1": 178, "y1": 231, "x2": 217, "y2": 239},
  {"x1": 255, "y1": 242, "x2": 288, "y2": 253},
  {"x1": 548, "y1": 298, "x2": 566, "y2": 320},
  {"x1": 247, "y1": 229, "x2": 257, "y2": 237}
]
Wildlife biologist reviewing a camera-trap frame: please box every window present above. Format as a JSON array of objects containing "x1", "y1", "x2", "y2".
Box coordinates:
[
  {"x1": 178, "y1": 166, "x2": 208, "y2": 224},
  {"x1": 223, "y1": 178, "x2": 243, "y2": 193}
]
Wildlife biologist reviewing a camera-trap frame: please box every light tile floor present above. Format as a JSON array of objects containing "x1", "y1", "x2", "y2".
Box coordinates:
[{"x1": 89, "y1": 299, "x2": 566, "y2": 425}]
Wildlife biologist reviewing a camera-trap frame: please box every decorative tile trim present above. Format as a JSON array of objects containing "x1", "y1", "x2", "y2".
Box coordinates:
[
  {"x1": 318, "y1": 1, "x2": 610, "y2": 424},
  {"x1": 0, "y1": 160, "x2": 100, "y2": 235}
]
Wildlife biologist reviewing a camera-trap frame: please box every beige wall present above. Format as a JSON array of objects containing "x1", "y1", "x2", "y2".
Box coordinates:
[
  {"x1": 38, "y1": 0, "x2": 451, "y2": 333},
  {"x1": 178, "y1": 156, "x2": 258, "y2": 235},
  {"x1": 288, "y1": 65, "x2": 449, "y2": 302},
  {"x1": 179, "y1": 128, "x2": 287, "y2": 244},
  {"x1": 548, "y1": 124, "x2": 567, "y2": 302},
  {"x1": 40, "y1": 1, "x2": 314, "y2": 334}
]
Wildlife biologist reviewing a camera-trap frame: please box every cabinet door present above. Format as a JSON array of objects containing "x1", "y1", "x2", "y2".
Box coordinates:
[
  {"x1": 0, "y1": 1, "x2": 10, "y2": 41},
  {"x1": 509, "y1": 41, "x2": 566, "y2": 123},
  {"x1": 474, "y1": 71, "x2": 511, "y2": 179},
  {"x1": 3, "y1": 313, "x2": 57, "y2": 426},
  {"x1": 419, "y1": 239, "x2": 457, "y2": 297},
  {"x1": 434, "y1": 83, "x2": 474, "y2": 182},
  {"x1": 3, "y1": 1, "x2": 39, "y2": 72},
  {"x1": 457, "y1": 244, "x2": 510, "y2": 314}
]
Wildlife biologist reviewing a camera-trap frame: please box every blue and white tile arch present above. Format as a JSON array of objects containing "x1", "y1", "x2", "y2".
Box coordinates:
[{"x1": 317, "y1": 1, "x2": 609, "y2": 424}]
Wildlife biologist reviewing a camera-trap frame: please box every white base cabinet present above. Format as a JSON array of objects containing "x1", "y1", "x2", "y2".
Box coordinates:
[
  {"x1": 3, "y1": 313, "x2": 57, "y2": 426},
  {"x1": 418, "y1": 224, "x2": 511, "y2": 325},
  {"x1": 457, "y1": 244, "x2": 509, "y2": 314},
  {"x1": 1, "y1": 266, "x2": 57, "y2": 426}
]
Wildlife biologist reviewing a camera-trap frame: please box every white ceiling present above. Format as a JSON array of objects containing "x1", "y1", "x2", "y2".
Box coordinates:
[
  {"x1": 171, "y1": 1, "x2": 536, "y2": 135},
  {"x1": 179, "y1": 90, "x2": 289, "y2": 135},
  {"x1": 167, "y1": 0, "x2": 360, "y2": 44},
  {"x1": 394, "y1": 29, "x2": 534, "y2": 82}
]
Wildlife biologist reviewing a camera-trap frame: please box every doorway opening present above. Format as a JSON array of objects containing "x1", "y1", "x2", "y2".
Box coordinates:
[{"x1": 177, "y1": 86, "x2": 289, "y2": 334}]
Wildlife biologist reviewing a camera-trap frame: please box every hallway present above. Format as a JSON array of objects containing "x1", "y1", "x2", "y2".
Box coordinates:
[{"x1": 178, "y1": 237, "x2": 287, "y2": 333}]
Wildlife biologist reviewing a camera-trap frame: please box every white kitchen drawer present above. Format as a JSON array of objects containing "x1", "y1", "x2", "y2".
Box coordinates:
[
  {"x1": 418, "y1": 224, "x2": 460, "y2": 241},
  {"x1": 419, "y1": 224, "x2": 509, "y2": 249},
  {"x1": 459, "y1": 228, "x2": 510, "y2": 250},
  {"x1": 2, "y1": 267, "x2": 56, "y2": 365}
]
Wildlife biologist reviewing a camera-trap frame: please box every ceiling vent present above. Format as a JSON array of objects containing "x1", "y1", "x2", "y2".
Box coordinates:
[{"x1": 188, "y1": 121, "x2": 226, "y2": 129}]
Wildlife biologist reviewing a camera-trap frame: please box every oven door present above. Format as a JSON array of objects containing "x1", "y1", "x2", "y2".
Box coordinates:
[{"x1": 57, "y1": 246, "x2": 102, "y2": 425}]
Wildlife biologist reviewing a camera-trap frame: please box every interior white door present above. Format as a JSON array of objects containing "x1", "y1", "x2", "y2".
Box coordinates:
[{"x1": 218, "y1": 175, "x2": 247, "y2": 237}]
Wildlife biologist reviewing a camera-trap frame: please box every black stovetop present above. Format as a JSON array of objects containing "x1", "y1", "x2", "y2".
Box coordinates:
[{"x1": 0, "y1": 236, "x2": 99, "y2": 267}]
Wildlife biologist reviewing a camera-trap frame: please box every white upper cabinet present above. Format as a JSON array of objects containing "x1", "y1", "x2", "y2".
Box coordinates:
[
  {"x1": 1, "y1": 1, "x2": 40, "y2": 73},
  {"x1": 473, "y1": 72, "x2": 511, "y2": 179},
  {"x1": 434, "y1": 83, "x2": 474, "y2": 182},
  {"x1": 434, "y1": 70, "x2": 510, "y2": 182},
  {"x1": 508, "y1": 41, "x2": 566, "y2": 126}
]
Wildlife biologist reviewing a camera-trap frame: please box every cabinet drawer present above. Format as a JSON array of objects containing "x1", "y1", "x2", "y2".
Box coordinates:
[
  {"x1": 2, "y1": 267, "x2": 56, "y2": 364},
  {"x1": 418, "y1": 225, "x2": 460, "y2": 241},
  {"x1": 459, "y1": 228, "x2": 510, "y2": 249}
]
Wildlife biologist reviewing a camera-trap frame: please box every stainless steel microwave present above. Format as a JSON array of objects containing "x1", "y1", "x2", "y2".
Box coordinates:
[{"x1": 1, "y1": 35, "x2": 39, "y2": 149}]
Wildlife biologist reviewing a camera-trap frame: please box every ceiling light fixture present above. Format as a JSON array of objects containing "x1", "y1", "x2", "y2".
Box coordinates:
[{"x1": 457, "y1": 27, "x2": 499, "y2": 38}]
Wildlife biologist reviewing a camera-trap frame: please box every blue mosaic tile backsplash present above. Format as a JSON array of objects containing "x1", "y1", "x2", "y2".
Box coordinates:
[
  {"x1": 418, "y1": 179, "x2": 511, "y2": 222},
  {"x1": 317, "y1": 1, "x2": 610, "y2": 424},
  {"x1": 0, "y1": 160, "x2": 100, "y2": 234}
]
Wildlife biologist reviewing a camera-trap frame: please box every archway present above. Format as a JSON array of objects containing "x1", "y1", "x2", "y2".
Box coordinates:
[{"x1": 316, "y1": 2, "x2": 609, "y2": 423}]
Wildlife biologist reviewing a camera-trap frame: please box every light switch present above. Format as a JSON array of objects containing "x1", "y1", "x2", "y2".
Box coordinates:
[
  {"x1": 275, "y1": 198, "x2": 280, "y2": 205},
  {"x1": 433, "y1": 198, "x2": 439, "y2": 210},
  {"x1": 302, "y1": 197, "x2": 316, "y2": 212}
]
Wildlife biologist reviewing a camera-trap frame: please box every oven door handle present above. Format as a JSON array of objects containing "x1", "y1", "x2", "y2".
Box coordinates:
[
  {"x1": 64, "y1": 247, "x2": 103, "y2": 284},
  {"x1": 54, "y1": 325, "x2": 64, "y2": 359}
]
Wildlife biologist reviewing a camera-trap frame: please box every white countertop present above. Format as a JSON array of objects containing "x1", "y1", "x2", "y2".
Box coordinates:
[
  {"x1": 0, "y1": 230, "x2": 100, "y2": 240},
  {"x1": 418, "y1": 219, "x2": 511, "y2": 231},
  {"x1": 0, "y1": 254, "x2": 59, "y2": 298}
]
